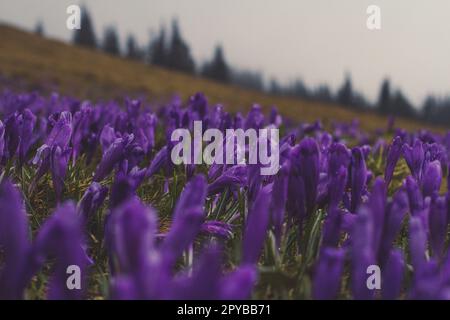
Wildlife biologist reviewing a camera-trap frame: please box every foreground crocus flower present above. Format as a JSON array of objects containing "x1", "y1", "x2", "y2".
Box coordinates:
[
  {"x1": 313, "y1": 248, "x2": 345, "y2": 300},
  {"x1": 0, "y1": 179, "x2": 91, "y2": 300},
  {"x1": 0, "y1": 179, "x2": 30, "y2": 299},
  {"x1": 297, "y1": 138, "x2": 320, "y2": 216},
  {"x1": 242, "y1": 185, "x2": 271, "y2": 265},
  {"x1": 108, "y1": 176, "x2": 256, "y2": 300},
  {"x1": 351, "y1": 206, "x2": 375, "y2": 300},
  {"x1": 382, "y1": 249, "x2": 404, "y2": 300},
  {"x1": 161, "y1": 174, "x2": 207, "y2": 267},
  {"x1": 29, "y1": 201, "x2": 90, "y2": 299}
]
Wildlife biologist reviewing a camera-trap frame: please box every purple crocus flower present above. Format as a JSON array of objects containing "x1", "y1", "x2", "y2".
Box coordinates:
[
  {"x1": 219, "y1": 265, "x2": 257, "y2": 300},
  {"x1": 0, "y1": 120, "x2": 5, "y2": 162},
  {"x1": 424, "y1": 142, "x2": 447, "y2": 169},
  {"x1": 189, "y1": 92, "x2": 208, "y2": 120},
  {"x1": 31, "y1": 144, "x2": 52, "y2": 182},
  {"x1": 350, "y1": 147, "x2": 367, "y2": 212},
  {"x1": 328, "y1": 143, "x2": 351, "y2": 176},
  {"x1": 422, "y1": 160, "x2": 442, "y2": 198},
  {"x1": 409, "y1": 216, "x2": 428, "y2": 277},
  {"x1": 201, "y1": 221, "x2": 233, "y2": 239},
  {"x1": 207, "y1": 165, "x2": 247, "y2": 196},
  {"x1": 247, "y1": 163, "x2": 262, "y2": 206},
  {"x1": 405, "y1": 176, "x2": 424, "y2": 216},
  {"x1": 382, "y1": 249, "x2": 404, "y2": 300},
  {"x1": 368, "y1": 178, "x2": 386, "y2": 257},
  {"x1": 50, "y1": 145, "x2": 71, "y2": 200},
  {"x1": 170, "y1": 245, "x2": 222, "y2": 300},
  {"x1": 409, "y1": 259, "x2": 443, "y2": 299},
  {"x1": 3, "y1": 109, "x2": 37, "y2": 164},
  {"x1": 322, "y1": 207, "x2": 343, "y2": 248},
  {"x1": 108, "y1": 170, "x2": 140, "y2": 209},
  {"x1": 93, "y1": 134, "x2": 134, "y2": 182},
  {"x1": 297, "y1": 138, "x2": 320, "y2": 215},
  {"x1": 403, "y1": 139, "x2": 424, "y2": 181},
  {"x1": 328, "y1": 166, "x2": 348, "y2": 209},
  {"x1": 244, "y1": 104, "x2": 265, "y2": 130},
  {"x1": 286, "y1": 158, "x2": 306, "y2": 224},
  {"x1": 18, "y1": 109, "x2": 37, "y2": 165},
  {"x1": 270, "y1": 163, "x2": 289, "y2": 246},
  {"x1": 233, "y1": 112, "x2": 244, "y2": 129},
  {"x1": 30, "y1": 201, "x2": 90, "y2": 300},
  {"x1": 145, "y1": 145, "x2": 169, "y2": 179},
  {"x1": 4, "y1": 112, "x2": 21, "y2": 160},
  {"x1": 384, "y1": 136, "x2": 402, "y2": 187},
  {"x1": 299, "y1": 120, "x2": 323, "y2": 136},
  {"x1": 351, "y1": 206, "x2": 375, "y2": 300},
  {"x1": 378, "y1": 188, "x2": 408, "y2": 264},
  {"x1": 161, "y1": 174, "x2": 207, "y2": 267},
  {"x1": 77, "y1": 182, "x2": 108, "y2": 224},
  {"x1": 99, "y1": 124, "x2": 117, "y2": 153},
  {"x1": 71, "y1": 104, "x2": 93, "y2": 163},
  {"x1": 313, "y1": 248, "x2": 345, "y2": 300},
  {"x1": 285, "y1": 138, "x2": 320, "y2": 225},
  {"x1": 428, "y1": 196, "x2": 447, "y2": 258},
  {"x1": 0, "y1": 179, "x2": 30, "y2": 299},
  {"x1": 269, "y1": 106, "x2": 282, "y2": 127},
  {"x1": 108, "y1": 198, "x2": 157, "y2": 274},
  {"x1": 134, "y1": 113, "x2": 157, "y2": 155},
  {"x1": 45, "y1": 111, "x2": 72, "y2": 149},
  {"x1": 31, "y1": 111, "x2": 73, "y2": 192},
  {"x1": 108, "y1": 193, "x2": 257, "y2": 300},
  {"x1": 107, "y1": 196, "x2": 166, "y2": 299},
  {"x1": 242, "y1": 185, "x2": 271, "y2": 265}
]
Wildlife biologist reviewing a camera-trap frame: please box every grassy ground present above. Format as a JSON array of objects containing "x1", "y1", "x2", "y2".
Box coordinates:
[{"x1": 0, "y1": 24, "x2": 442, "y2": 133}]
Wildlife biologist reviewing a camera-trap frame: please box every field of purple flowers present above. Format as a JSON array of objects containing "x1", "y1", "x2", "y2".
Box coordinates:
[{"x1": 0, "y1": 89, "x2": 449, "y2": 300}]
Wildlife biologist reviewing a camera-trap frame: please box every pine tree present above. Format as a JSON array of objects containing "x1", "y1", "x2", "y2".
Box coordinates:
[
  {"x1": 269, "y1": 79, "x2": 282, "y2": 95},
  {"x1": 337, "y1": 75, "x2": 353, "y2": 107},
  {"x1": 102, "y1": 26, "x2": 120, "y2": 56},
  {"x1": 166, "y1": 20, "x2": 195, "y2": 74},
  {"x1": 202, "y1": 45, "x2": 230, "y2": 83},
  {"x1": 149, "y1": 27, "x2": 167, "y2": 66},
  {"x1": 378, "y1": 79, "x2": 391, "y2": 114},
  {"x1": 314, "y1": 85, "x2": 333, "y2": 103},
  {"x1": 391, "y1": 90, "x2": 415, "y2": 118},
  {"x1": 422, "y1": 96, "x2": 438, "y2": 123},
  {"x1": 72, "y1": 6, "x2": 97, "y2": 49},
  {"x1": 230, "y1": 69, "x2": 264, "y2": 91},
  {"x1": 35, "y1": 21, "x2": 44, "y2": 36},
  {"x1": 126, "y1": 35, "x2": 140, "y2": 60}
]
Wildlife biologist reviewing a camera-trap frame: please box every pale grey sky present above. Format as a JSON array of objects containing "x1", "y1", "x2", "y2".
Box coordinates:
[{"x1": 1, "y1": 0, "x2": 450, "y2": 106}]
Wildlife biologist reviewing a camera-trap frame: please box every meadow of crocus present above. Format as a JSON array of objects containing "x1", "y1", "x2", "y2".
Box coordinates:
[{"x1": 0, "y1": 89, "x2": 449, "y2": 300}]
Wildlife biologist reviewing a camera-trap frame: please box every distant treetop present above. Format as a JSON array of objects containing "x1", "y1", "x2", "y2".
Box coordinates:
[{"x1": 72, "y1": 6, "x2": 97, "y2": 49}]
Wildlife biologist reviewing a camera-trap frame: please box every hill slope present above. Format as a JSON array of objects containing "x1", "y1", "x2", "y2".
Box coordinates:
[{"x1": 0, "y1": 24, "x2": 437, "y2": 131}]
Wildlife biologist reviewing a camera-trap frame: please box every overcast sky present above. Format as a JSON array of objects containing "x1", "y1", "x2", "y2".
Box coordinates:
[{"x1": 1, "y1": 0, "x2": 450, "y2": 106}]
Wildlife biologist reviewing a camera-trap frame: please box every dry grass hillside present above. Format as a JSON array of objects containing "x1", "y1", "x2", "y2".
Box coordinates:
[{"x1": 0, "y1": 24, "x2": 441, "y2": 132}]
